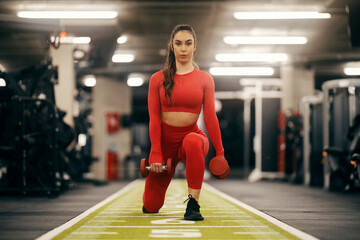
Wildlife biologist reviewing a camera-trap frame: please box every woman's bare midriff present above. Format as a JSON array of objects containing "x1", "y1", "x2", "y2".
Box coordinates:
[{"x1": 161, "y1": 111, "x2": 199, "y2": 127}]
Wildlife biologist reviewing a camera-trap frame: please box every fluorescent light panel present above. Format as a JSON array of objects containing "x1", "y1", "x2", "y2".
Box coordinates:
[
  {"x1": 0, "y1": 78, "x2": 6, "y2": 87},
  {"x1": 73, "y1": 49, "x2": 86, "y2": 59},
  {"x1": 117, "y1": 36, "x2": 128, "y2": 44},
  {"x1": 215, "y1": 53, "x2": 288, "y2": 62},
  {"x1": 210, "y1": 67, "x2": 274, "y2": 76},
  {"x1": 50, "y1": 36, "x2": 91, "y2": 44},
  {"x1": 0, "y1": 64, "x2": 6, "y2": 72},
  {"x1": 83, "y1": 75, "x2": 96, "y2": 87},
  {"x1": 112, "y1": 54, "x2": 135, "y2": 63},
  {"x1": 73, "y1": 37, "x2": 91, "y2": 44},
  {"x1": 234, "y1": 11, "x2": 331, "y2": 20},
  {"x1": 240, "y1": 78, "x2": 282, "y2": 86},
  {"x1": 127, "y1": 77, "x2": 144, "y2": 87},
  {"x1": 344, "y1": 68, "x2": 360, "y2": 76},
  {"x1": 214, "y1": 99, "x2": 222, "y2": 112},
  {"x1": 78, "y1": 134, "x2": 87, "y2": 147},
  {"x1": 17, "y1": 11, "x2": 118, "y2": 19},
  {"x1": 224, "y1": 36, "x2": 307, "y2": 45}
]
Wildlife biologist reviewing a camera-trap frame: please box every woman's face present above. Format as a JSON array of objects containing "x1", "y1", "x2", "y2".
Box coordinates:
[{"x1": 172, "y1": 30, "x2": 196, "y2": 65}]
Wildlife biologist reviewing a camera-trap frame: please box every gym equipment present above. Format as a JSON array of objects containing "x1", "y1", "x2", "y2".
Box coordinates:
[
  {"x1": 0, "y1": 61, "x2": 62, "y2": 195},
  {"x1": 324, "y1": 113, "x2": 360, "y2": 190},
  {"x1": 322, "y1": 79, "x2": 360, "y2": 191},
  {"x1": 283, "y1": 110, "x2": 303, "y2": 183},
  {"x1": 348, "y1": 118, "x2": 360, "y2": 188},
  {"x1": 300, "y1": 93, "x2": 324, "y2": 187},
  {"x1": 0, "y1": 60, "x2": 94, "y2": 195},
  {"x1": 215, "y1": 79, "x2": 283, "y2": 181},
  {"x1": 209, "y1": 156, "x2": 230, "y2": 179},
  {"x1": 140, "y1": 158, "x2": 176, "y2": 177},
  {"x1": 351, "y1": 153, "x2": 360, "y2": 185},
  {"x1": 72, "y1": 88, "x2": 96, "y2": 180},
  {"x1": 0, "y1": 96, "x2": 61, "y2": 195}
]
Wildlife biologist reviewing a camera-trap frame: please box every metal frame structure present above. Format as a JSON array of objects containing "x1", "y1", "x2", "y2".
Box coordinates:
[
  {"x1": 300, "y1": 93, "x2": 323, "y2": 186},
  {"x1": 322, "y1": 79, "x2": 360, "y2": 190},
  {"x1": 215, "y1": 79, "x2": 284, "y2": 182}
]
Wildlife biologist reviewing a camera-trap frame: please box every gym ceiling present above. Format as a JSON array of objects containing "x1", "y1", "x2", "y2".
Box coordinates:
[{"x1": 0, "y1": 0, "x2": 358, "y2": 93}]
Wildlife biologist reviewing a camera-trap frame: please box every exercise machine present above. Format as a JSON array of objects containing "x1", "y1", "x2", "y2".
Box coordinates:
[{"x1": 322, "y1": 79, "x2": 360, "y2": 191}]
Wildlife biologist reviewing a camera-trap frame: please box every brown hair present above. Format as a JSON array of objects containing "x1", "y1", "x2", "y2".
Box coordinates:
[{"x1": 162, "y1": 24, "x2": 198, "y2": 102}]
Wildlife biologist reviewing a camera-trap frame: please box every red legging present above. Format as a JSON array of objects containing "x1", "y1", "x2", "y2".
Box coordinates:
[{"x1": 142, "y1": 121, "x2": 209, "y2": 213}]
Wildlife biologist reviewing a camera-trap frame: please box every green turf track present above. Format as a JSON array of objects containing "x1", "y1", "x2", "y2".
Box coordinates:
[{"x1": 37, "y1": 179, "x2": 318, "y2": 240}]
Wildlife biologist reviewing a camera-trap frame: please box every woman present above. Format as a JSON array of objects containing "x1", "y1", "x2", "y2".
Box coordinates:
[{"x1": 142, "y1": 24, "x2": 227, "y2": 221}]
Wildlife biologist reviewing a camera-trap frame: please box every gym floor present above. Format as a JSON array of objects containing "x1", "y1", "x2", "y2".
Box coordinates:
[{"x1": 0, "y1": 179, "x2": 359, "y2": 240}]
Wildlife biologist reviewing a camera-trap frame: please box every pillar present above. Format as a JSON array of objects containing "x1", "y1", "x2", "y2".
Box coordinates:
[
  {"x1": 50, "y1": 44, "x2": 76, "y2": 127},
  {"x1": 92, "y1": 76, "x2": 132, "y2": 180},
  {"x1": 281, "y1": 64, "x2": 315, "y2": 111}
]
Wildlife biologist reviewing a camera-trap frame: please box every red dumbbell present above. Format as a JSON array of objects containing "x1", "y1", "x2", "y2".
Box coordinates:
[
  {"x1": 209, "y1": 156, "x2": 230, "y2": 179},
  {"x1": 140, "y1": 158, "x2": 176, "y2": 177}
]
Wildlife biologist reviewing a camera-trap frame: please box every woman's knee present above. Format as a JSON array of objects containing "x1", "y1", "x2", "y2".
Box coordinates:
[
  {"x1": 143, "y1": 197, "x2": 164, "y2": 213},
  {"x1": 183, "y1": 133, "x2": 208, "y2": 155},
  {"x1": 142, "y1": 173, "x2": 171, "y2": 213},
  {"x1": 143, "y1": 188, "x2": 165, "y2": 213}
]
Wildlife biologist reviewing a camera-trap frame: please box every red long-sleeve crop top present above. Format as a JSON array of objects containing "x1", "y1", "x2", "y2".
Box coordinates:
[{"x1": 148, "y1": 68, "x2": 224, "y2": 164}]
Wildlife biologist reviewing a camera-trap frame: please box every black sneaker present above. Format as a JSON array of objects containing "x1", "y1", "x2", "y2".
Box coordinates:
[
  {"x1": 142, "y1": 206, "x2": 158, "y2": 214},
  {"x1": 183, "y1": 194, "x2": 204, "y2": 221}
]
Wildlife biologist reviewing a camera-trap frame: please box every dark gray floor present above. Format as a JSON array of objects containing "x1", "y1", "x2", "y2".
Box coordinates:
[
  {"x1": 0, "y1": 179, "x2": 359, "y2": 240},
  {"x1": 0, "y1": 181, "x2": 131, "y2": 240},
  {"x1": 209, "y1": 180, "x2": 360, "y2": 240}
]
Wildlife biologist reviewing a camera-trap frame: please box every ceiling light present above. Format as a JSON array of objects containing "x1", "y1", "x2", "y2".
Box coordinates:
[
  {"x1": 73, "y1": 49, "x2": 86, "y2": 60},
  {"x1": 159, "y1": 49, "x2": 167, "y2": 57},
  {"x1": 215, "y1": 53, "x2": 288, "y2": 62},
  {"x1": 83, "y1": 75, "x2": 96, "y2": 87},
  {"x1": 224, "y1": 36, "x2": 307, "y2": 45},
  {"x1": 0, "y1": 78, "x2": 6, "y2": 87},
  {"x1": 214, "y1": 99, "x2": 222, "y2": 112},
  {"x1": 234, "y1": 11, "x2": 331, "y2": 20},
  {"x1": 17, "y1": 11, "x2": 118, "y2": 19},
  {"x1": 209, "y1": 67, "x2": 274, "y2": 76},
  {"x1": 112, "y1": 54, "x2": 135, "y2": 63},
  {"x1": 344, "y1": 67, "x2": 360, "y2": 76},
  {"x1": 0, "y1": 63, "x2": 6, "y2": 72},
  {"x1": 127, "y1": 77, "x2": 144, "y2": 87},
  {"x1": 50, "y1": 36, "x2": 91, "y2": 44},
  {"x1": 117, "y1": 36, "x2": 128, "y2": 44},
  {"x1": 73, "y1": 37, "x2": 91, "y2": 44},
  {"x1": 78, "y1": 134, "x2": 87, "y2": 147},
  {"x1": 239, "y1": 78, "x2": 282, "y2": 86}
]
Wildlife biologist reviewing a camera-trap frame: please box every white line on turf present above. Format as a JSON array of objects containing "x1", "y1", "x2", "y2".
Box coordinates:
[
  {"x1": 71, "y1": 232, "x2": 117, "y2": 235},
  {"x1": 213, "y1": 211, "x2": 246, "y2": 214},
  {"x1": 80, "y1": 225, "x2": 269, "y2": 228},
  {"x1": 233, "y1": 232, "x2": 280, "y2": 235},
  {"x1": 214, "y1": 208, "x2": 241, "y2": 210},
  {"x1": 203, "y1": 182, "x2": 319, "y2": 240},
  {"x1": 111, "y1": 203, "x2": 140, "y2": 205},
  {"x1": 64, "y1": 239, "x2": 288, "y2": 240},
  {"x1": 100, "y1": 211, "x2": 131, "y2": 213},
  {"x1": 205, "y1": 207, "x2": 239, "y2": 209},
  {"x1": 93, "y1": 215, "x2": 255, "y2": 218},
  {"x1": 35, "y1": 180, "x2": 140, "y2": 240},
  {"x1": 88, "y1": 220, "x2": 126, "y2": 222},
  {"x1": 105, "y1": 207, "x2": 141, "y2": 210},
  {"x1": 221, "y1": 220, "x2": 261, "y2": 222}
]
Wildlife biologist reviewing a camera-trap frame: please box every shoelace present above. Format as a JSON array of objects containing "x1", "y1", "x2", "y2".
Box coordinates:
[{"x1": 183, "y1": 194, "x2": 193, "y2": 204}]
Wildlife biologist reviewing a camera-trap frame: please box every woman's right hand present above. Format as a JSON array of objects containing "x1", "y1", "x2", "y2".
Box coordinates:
[{"x1": 150, "y1": 163, "x2": 163, "y2": 173}]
